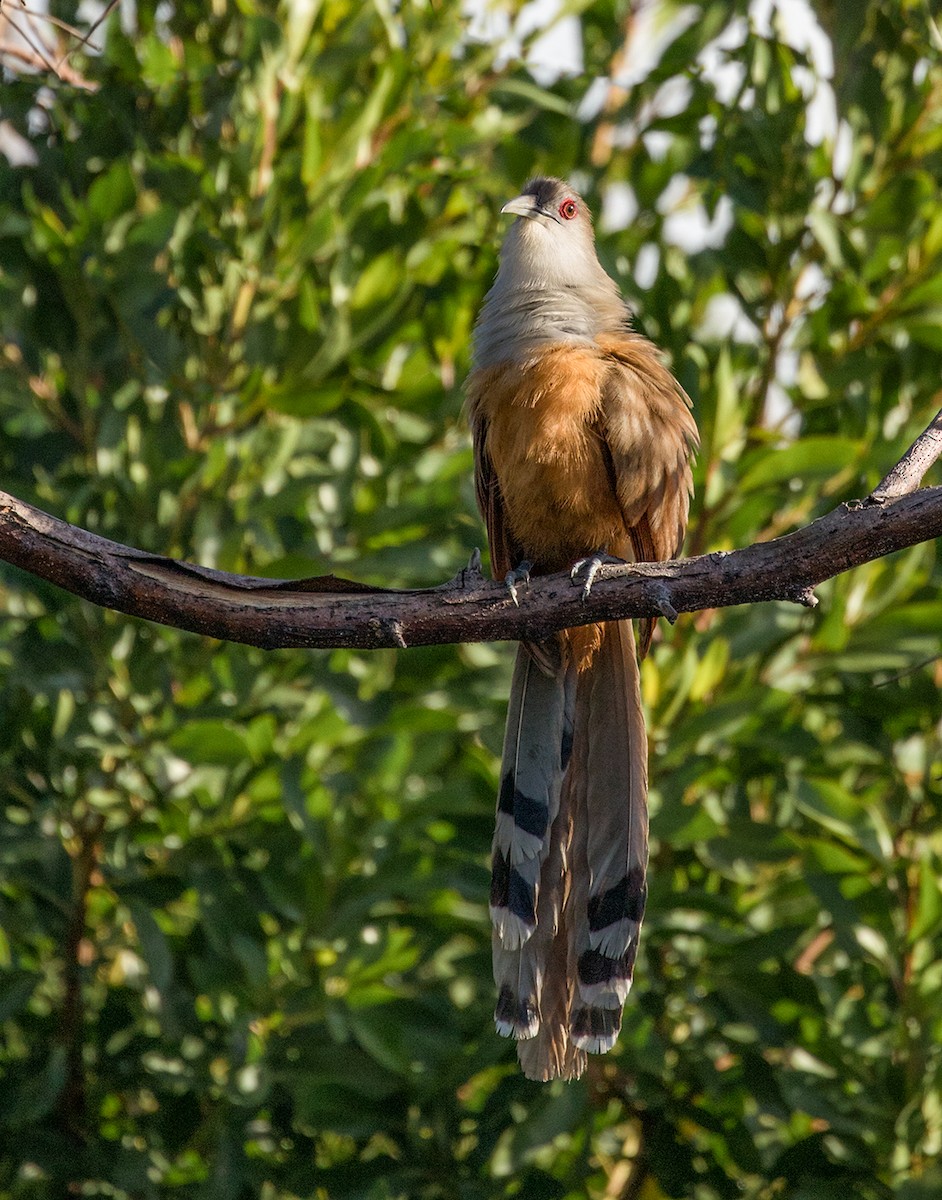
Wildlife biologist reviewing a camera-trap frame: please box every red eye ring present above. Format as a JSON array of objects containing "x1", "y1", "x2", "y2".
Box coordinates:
[{"x1": 559, "y1": 198, "x2": 578, "y2": 220}]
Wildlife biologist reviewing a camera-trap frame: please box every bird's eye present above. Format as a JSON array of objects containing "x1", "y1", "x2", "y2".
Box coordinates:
[{"x1": 559, "y1": 199, "x2": 578, "y2": 220}]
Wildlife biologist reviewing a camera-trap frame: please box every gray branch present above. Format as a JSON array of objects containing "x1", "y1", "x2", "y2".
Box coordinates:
[
  {"x1": 871, "y1": 407, "x2": 942, "y2": 502},
  {"x1": 1, "y1": 466, "x2": 941, "y2": 651}
]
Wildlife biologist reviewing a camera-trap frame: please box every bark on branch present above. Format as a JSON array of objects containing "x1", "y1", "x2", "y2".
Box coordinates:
[{"x1": 1, "y1": 410, "x2": 941, "y2": 652}]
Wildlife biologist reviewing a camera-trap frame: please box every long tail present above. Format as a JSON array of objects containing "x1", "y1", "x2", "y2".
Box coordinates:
[
  {"x1": 491, "y1": 621, "x2": 648, "y2": 1082},
  {"x1": 490, "y1": 640, "x2": 575, "y2": 1038}
]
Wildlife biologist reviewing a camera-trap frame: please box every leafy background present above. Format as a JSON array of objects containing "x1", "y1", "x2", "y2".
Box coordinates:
[{"x1": 1, "y1": 0, "x2": 941, "y2": 1196}]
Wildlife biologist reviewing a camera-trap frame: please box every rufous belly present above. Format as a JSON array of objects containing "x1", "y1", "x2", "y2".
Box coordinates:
[{"x1": 470, "y1": 344, "x2": 628, "y2": 573}]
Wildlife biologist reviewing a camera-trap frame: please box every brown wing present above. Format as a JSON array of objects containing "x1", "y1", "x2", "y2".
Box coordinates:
[
  {"x1": 470, "y1": 409, "x2": 518, "y2": 582},
  {"x1": 596, "y1": 331, "x2": 699, "y2": 654},
  {"x1": 468, "y1": 375, "x2": 560, "y2": 672},
  {"x1": 597, "y1": 330, "x2": 698, "y2": 561}
]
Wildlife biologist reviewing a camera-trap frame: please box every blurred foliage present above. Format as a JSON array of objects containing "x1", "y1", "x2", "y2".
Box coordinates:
[{"x1": 1, "y1": 0, "x2": 942, "y2": 1197}]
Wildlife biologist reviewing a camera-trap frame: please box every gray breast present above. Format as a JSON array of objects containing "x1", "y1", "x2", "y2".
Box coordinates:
[
  {"x1": 472, "y1": 277, "x2": 630, "y2": 370},
  {"x1": 474, "y1": 285, "x2": 618, "y2": 368}
]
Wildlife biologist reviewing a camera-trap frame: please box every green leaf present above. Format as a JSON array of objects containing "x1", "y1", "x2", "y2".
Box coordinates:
[
  {"x1": 127, "y1": 901, "x2": 174, "y2": 993},
  {"x1": 168, "y1": 720, "x2": 251, "y2": 765},
  {"x1": 739, "y1": 437, "x2": 861, "y2": 490}
]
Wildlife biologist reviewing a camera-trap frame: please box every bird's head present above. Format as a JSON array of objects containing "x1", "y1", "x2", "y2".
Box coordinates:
[{"x1": 497, "y1": 176, "x2": 600, "y2": 289}]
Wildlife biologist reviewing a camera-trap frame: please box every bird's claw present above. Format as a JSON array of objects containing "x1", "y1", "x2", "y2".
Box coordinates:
[
  {"x1": 570, "y1": 551, "x2": 624, "y2": 601},
  {"x1": 654, "y1": 586, "x2": 679, "y2": 624},
  {"x1": 504, "y1": 561, "x2": 533, "y2": 607}
]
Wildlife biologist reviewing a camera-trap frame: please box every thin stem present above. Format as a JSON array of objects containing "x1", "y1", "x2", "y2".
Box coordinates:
[{"x1": 58, "y1": 812, "x2": 104, "y2": 1141}]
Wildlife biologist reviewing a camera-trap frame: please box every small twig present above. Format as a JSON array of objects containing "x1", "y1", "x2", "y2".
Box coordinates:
[
  {"x1": 0, "y1": 38, "x2": 98, "y2": 89},
  {"x1": 873, "y1": 655, "x2": 939, "y2": 688},
  {"x1": 870, "y1": 406, "x2": 942, "y2": 503},
  {"x1": 0, "y1": 8, "x2": 57, "y2": 72},
  {"x1": 618, "y1": 1149, "x2": 650, "y2": 1200},
  {"x1": 10, "y1": 4, "x2": 98, "y2": 47},
  {"x1": 786, "y1": 585, "x2": 819, "y2": 609},
  {"x1": 58, "y1": 811, "x2": 104, "y2": 1141},
  {"x1": 0, "y1": 0, "x2": 106, "y2": 90},
  {"x1": 57, "y1": 0, "x2": 118, "y2": 66},
  {"x1": 615, "y1": 1117, "x2": 651, "y2": 1200}
]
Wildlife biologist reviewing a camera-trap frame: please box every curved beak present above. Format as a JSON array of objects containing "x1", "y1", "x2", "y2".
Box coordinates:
[{"x1": 500, "y1": 194, "x2": 559, "y2": 223}]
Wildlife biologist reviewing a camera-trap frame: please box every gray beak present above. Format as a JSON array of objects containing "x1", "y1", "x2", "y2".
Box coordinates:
[
  {"x1": 500, "y1": 194, "x2": 537, "y2": 218},
  {"x1": 501, "y1": 194, "x2": 554, "y2": 221}
]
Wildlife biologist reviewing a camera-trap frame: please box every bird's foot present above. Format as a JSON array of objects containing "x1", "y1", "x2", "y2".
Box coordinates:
[
  {"x1": 570, "y1": 551, "x2": 625, "y2": 601},
  {"x1": 504, "y1": 560, "x2": 533, "y2": 607}
]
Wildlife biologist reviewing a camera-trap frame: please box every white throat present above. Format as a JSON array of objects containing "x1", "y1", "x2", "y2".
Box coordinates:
[{"x1": 472, "y1": 218, "x2": 629, "y2": 369}]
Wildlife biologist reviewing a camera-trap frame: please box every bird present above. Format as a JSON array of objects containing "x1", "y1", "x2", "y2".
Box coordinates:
[{"x1": 466, "y1": 176, "x2": 698, "y2": 1081}]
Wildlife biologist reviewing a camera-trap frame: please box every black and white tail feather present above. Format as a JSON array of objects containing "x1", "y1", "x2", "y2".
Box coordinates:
[{"x1": 491, "y1": 620, "x2": 648, "y2": 1081}]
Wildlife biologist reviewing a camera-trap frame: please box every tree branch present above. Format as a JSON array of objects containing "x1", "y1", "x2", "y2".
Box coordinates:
[
  {"x1": 870, "y1": 406, "x2": 942, "y2": 501},
  {"x1": 0, "y1": 409, "x2": 939, "y2": 649},
  {"x1": 0, "y1": 473, "x2": 941, "y2": 651}
]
